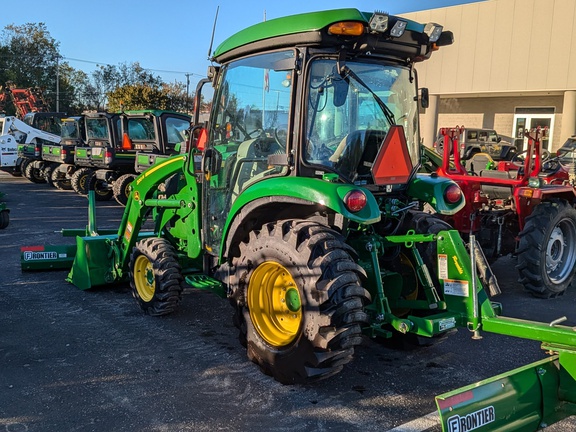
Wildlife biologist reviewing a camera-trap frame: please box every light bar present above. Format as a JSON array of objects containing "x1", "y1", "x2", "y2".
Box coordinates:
[
  {"x1": 424, "y1": 22, "x2": 443, "y2": 42},
  {"x1": 368, "y1": 12, "x2": 389, "y2": 33},
  {"x1": 390, "y1": 20, "x2": 407, "y2": 37}
]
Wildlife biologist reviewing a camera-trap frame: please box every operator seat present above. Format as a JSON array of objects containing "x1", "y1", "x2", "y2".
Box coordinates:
[
  {"x1": 465, "y1": 152, "x2": 494, "y2": 175},
  {"x1": 479, "y1": 169, "x2": 513, "y2": 200},
  {"x1": 231, "y1": 136, "x2": 284, "y2": 197}
]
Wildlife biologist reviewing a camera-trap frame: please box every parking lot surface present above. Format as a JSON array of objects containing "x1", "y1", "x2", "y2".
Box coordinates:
[{"x1": 1, "y1": 172, "x2": 575, "y2": 431}]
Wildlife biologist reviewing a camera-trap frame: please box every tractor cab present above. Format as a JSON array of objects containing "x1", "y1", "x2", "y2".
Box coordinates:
[{"x1": 193, "y1": 10, "x2": 459, "y2": 256}]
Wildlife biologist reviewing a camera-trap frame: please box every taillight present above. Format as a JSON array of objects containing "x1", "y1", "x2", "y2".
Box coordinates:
[
  {"x1": 444, "y1": 184, "x2": 462, "y2": 204},
  {"x1": 34, "y1": 145, "x2": 40, "y2": 157},
  {"x1": 344, "y1": 190, "x2": 367, "y2": 212},
  {"x1": 105, "y1": 150, "x2": 113, "y2": 164},
  {"x1": 60, "y1": 148, "x2": 67, "y2": 161}
]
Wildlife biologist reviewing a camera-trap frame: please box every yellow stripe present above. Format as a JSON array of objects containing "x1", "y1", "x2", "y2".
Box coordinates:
[{"x1": 143, "y1": 155, "x2": 185, "y2": 178}]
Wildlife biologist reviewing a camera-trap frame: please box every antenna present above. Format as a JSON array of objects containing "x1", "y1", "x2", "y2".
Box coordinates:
[{"x1": 207, "y1": 6, "x2": 220, "y2": 61}]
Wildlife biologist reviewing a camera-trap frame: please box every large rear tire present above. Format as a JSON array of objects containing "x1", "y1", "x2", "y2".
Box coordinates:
[
  {"x1": 129, "y1": 238, "x2": 183, "y2": 316},
  {"x1": 517, "y1": 200, "x2": 576, "y2": 298},
  {"x1": 71, "y1": 168, "x2": 92, "y2": 195},
  {"x1": 230, "y1": 219, "x2": 370, "y2": 384}
]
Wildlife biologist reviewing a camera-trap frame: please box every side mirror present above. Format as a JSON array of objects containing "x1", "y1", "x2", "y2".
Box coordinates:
[
  {"x1": 333, "y1": 78, "x2": 349, "y2": 107},
  {"x1": 202, "y1": 148, "x2": 221, "y2": 180},
  {"x1": 420, "y1": 88, "x2": 429, "y2": 109}
]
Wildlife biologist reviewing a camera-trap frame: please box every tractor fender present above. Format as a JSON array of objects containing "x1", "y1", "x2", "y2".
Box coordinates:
[
  {"x1": 407, "y1": 173, "x2": 465, "y2": 215},
  {"x1": 514, "y1": 185, "x2": 576, "y2": 228},
  {"x1": 220, "y1": 176, "x2": 381, "y2": 260}
]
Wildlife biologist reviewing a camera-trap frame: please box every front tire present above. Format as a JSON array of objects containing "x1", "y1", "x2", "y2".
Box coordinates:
[
  {"x1": 113, "y1": 174, "x2": 136, "y2": 206},
  {"x1": 43, "y1": 164, "x2": 56, "y2": 187},
  {"x1": 86, "y1": 171, "x2": 113, "y2": 201},
  {"x1": 129, "y1": 238, "x2": 183, "y2": 316},
  {"x1": 517, "y1": 200, "x2": 576, "y2": 298},
  {"x1": 0, "y1": 210, "x2": 9, "y2": 229},
  {"x1": 230, "y1": 219, "x2": 370, "y2": 384},
  {"x1": 51, "y1": 168, "x2": 72, "y2": 190},
  {"x1": 24, "y1": 161, "x2": 46, "y2": 184}
]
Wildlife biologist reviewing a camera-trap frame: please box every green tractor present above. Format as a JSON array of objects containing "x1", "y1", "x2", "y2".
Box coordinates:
[
  {"x1": 22, "y1": 9, "x2": 576, "y2": 430},
  {"x1": 42, "y1": 115, "x2": 87, "y2": 190},
  {"x1": 71, "y1": 110, "x2": 191, "y2": 205}
]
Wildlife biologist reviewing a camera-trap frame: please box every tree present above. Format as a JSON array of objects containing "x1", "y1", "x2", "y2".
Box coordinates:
[
  {"x1": 107, "y1": 84, "x2": 168, "y2": 111},
  {"x1": 56, "y1": 63, "x2": 92, "y2": 114},
  {"x1": 90, "y1": 62, "x2": 165, "y2": 110},
  {"x1": 0, "y1": 23, "x2": 60, "y2": 92},
  {"x1": 162, "y1": 81, "x2": 193, "y2": 113}
]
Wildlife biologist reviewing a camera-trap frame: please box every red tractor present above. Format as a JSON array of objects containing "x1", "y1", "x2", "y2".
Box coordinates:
[{"x1": 434, "y1": 126, "x2": 576, "y2": 298}]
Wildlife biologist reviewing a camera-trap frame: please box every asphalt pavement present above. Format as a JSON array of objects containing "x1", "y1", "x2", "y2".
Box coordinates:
[{"x1": 1, "y1": 171, "x2": 575, "y2": 431}]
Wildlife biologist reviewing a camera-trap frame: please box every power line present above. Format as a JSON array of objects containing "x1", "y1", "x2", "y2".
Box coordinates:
[{"x1": 63, "y1": 56, "x2": 205, "y2": 78}]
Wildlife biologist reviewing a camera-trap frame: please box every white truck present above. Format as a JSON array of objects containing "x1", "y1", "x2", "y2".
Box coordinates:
[{"x1": 0, "y1": 115, "x2": 61, "y2": 176}]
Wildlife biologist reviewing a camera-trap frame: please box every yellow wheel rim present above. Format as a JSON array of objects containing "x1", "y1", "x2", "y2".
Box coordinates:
[
  {"x1": 247, "y1": 261, "x2": 302, "y2": 347},
  {"x1": 134, "y1": 255, "x2": 155, "y2": 302}
]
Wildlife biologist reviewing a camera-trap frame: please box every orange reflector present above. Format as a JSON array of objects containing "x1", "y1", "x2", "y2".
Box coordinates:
[
  {"x1": 328, "y1": 21, "x2": 365, "y2": 36},
  {"x1": 122, "y1": 133, "x2": 133, "y2": 150},
  {"x1": 519, "y1": 189, "x2": 534, "y2": 198},
  {"x1": 371, "y1": 125, "x2": 413, "y2": 185},
  {"x1": 196, "y1": 128, "x2": 208, "y2": 151}
]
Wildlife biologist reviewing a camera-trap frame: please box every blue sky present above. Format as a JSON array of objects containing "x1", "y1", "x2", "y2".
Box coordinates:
[{"x1": 0, "y1": 0, "x2": 484, "y2": 88}]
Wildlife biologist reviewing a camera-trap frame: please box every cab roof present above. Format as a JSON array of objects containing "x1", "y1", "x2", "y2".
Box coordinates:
[{"x1": 212, "y1": 8, "x2": 446, "y2": 64}]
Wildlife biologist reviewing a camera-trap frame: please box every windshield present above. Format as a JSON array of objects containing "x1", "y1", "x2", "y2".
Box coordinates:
[
  {"x1": 86, "y1": 118, "x2": 110, "y2": 140},
  {"x1": 60, "y1": 120, "x2": 80, "y2": 139},
  {"x1": 127, "y1": 118, "x2": 156, "y2": 140},
  {"x1": 304, "y1": 59, "x2": 419, "y2": 183}
]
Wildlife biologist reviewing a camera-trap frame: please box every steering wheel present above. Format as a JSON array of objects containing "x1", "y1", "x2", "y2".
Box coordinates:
[
  {"x1": 274, "y1": 126, "x2": 288, "y2": 148},
  {"x1": 246, "y1": 128, "x2": 263, "y2": 139},
  {"x1": 511, "y1": 148, "x2": 551, "y2": 168}
]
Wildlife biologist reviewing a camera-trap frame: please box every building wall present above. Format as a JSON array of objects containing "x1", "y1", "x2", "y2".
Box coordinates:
[
  {"x1": 437, "y1": 95, "x2": 564, "y2": 146},
  {"x1": 404, "y1": 0, "x2": 576, "y2": 94},
  {"x1": 402, "y1": 0, "x2": 576, "y2": 149}
]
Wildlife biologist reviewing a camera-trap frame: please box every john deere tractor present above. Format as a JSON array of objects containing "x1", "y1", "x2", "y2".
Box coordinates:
[{"x1": 22, "y1": 9, "x2": 576, "y2": 430}]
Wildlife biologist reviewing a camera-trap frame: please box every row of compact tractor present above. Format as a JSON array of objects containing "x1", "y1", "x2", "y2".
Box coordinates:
[
  {"x1": 20, "y1": 9, "x2": 576, "y2": 431},
  {"x1": 17, "y1": 110, "x2": 191, "y2": 205},
  {"x1": 0, "y1": 112, "x2": 63, "y2": 180},
  {"x1": 429, "y1": 126, "x2": 576, "y2": 299}
]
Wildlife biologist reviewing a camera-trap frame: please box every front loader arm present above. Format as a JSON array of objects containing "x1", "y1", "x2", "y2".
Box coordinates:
[
  {"x1": 114, "y1": 155, "x2": 192, "y2": 270},
  {"x1": 65, "y1": 154, "x2": 200, "y2": 290}
]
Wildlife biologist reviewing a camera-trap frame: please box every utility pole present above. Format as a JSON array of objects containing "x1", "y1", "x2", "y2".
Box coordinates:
[
  {"x1": 56, "y1": 55, "x2": 60, "y2": 112},
  {"x1": 185, "y1": 73, "x2": 190, "y2": 113}
]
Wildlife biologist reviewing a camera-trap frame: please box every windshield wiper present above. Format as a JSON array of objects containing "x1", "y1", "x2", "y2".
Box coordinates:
[{"x1": 340, "y1": 65, "x2": 396, "y2": 127}]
